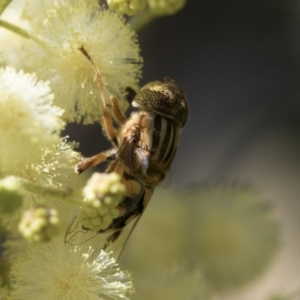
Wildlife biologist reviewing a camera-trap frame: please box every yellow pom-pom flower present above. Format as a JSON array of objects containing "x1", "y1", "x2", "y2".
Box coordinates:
[
  {"x1": 21, "y1": 0, "x2": 99, "y2": 24},
  {"x1": 0, "y1": 67, "x2": 64, "y2": 173},
  {"x1": 0, "y1": 138, "x2": 82, "y2": 224},
  {"x1": 9, "y1": 239, "x2": 134, "y2": 299},
  {"x1": 17, "y1": 137, "x2": 81, "y2": 189},
  {"x1": 25, "y1": 3, "x2": 143, "y2": 124}
]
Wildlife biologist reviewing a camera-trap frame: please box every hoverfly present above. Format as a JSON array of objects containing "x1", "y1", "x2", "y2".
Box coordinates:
[{"x1": 65, "y1": 46, "x2": 188, "y2": 258}]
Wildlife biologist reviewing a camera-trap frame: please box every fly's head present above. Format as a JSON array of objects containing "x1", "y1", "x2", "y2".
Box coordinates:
[{"x1": 132, "y1": 77, "x2": 188, "y2": 127}]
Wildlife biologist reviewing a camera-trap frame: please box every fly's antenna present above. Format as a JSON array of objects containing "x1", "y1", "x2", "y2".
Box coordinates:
[{"x1": 78, "y1": 46, "x2": 107, "y2": 110}]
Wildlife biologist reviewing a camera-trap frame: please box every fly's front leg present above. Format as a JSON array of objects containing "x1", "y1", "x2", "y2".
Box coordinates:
[
  {"x1": 75, "y1": 149, "x2": 116, "y2": 174},
  {"x1": 102, "y1": 105, "x2": 119, "y2": 147},
  {"x1": 110, "y1": 87, "x2": 137, "y2": 124},
  {"x1": 78, "y1": 46, "x2": 119, "y2": 147},
  {"x1": 110, "y1": 94, "x2": 126, "y2": 124}
]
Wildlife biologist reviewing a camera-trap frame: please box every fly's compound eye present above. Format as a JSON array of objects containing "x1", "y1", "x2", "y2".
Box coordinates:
[{"x1": 132, "y1": 78, "x2": 188, "y2": 127}]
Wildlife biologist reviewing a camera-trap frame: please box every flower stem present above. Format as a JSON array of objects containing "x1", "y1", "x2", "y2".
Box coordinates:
[
  {"x1": 0, "y1": 0, "x2": 12, "y2": 15},
  {"x1": 0, "y1": 19, "x2": 40, "y2": 43},
  {"x1": 130, "y1": 10, "x2": 157, "y2": 32}
]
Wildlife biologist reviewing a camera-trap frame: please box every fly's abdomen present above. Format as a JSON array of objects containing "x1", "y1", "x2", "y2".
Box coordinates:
[{"x1": 105, "y1": 161, "x2": 146, "y2": 231}]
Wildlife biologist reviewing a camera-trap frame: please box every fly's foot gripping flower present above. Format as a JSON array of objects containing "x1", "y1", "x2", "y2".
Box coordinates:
[
  {"x1": 107, "y1": 0, "x2": 147, "y2": 16},
  {"x1": 0, "y1": 176, "x2": 23, "y2": 215},
  {"x1": 78, "y1": 172, "x2": 125, "y2": 231},
  {"x1": 19, "y1": 205, "x2": 59, "y2": 242},
  {"x1": 147, "y1": 0, "x2": 187, "y2": 16}
]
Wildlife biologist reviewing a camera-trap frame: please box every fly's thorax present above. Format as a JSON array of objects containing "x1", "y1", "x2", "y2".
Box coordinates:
[
  {"x1": 118, "y1": 112, "x2": 141, "y2": 145},
  {"x1": 119, "y1": 110, "x2": 155, "y2": 155},
  {"x1": 116, "y1": 110, "x2": 180, "y2": 186}
]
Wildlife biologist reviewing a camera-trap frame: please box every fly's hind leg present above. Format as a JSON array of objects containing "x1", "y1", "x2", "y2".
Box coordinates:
[
  {"x1": 102, "y1": 229, "x2": 122, "y2": 251},
  {"x1": 75, "y1": 149, "x2": 116, "y2": 174}
]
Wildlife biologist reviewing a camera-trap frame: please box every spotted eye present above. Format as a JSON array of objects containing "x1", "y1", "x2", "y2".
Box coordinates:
[{"x1": 132, "y1": 78, "x2": 188, "y2": 127}]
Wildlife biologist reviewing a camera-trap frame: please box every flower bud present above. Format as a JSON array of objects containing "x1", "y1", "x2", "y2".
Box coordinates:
[
  {"x1": 107, "y1": 0, "x2": 147, "y2": 16},
  {"x1": 19, "y1": 206, "x2": 59, "y2": 242},
  {"x1": 148, "y1": 0, "x2": 187, "y2": 16},
  {"x1": 78, "y1": 172, "x2": 125, "y2": 232}
]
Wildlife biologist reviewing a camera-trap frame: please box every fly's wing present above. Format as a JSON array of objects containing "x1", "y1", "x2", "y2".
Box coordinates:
[
  {"x1": 65, "y1": 139, "x2": 154, "y2": 251},
  {"x1": 110, "y1": 137, "x2": 139, "y2": 171},
  {"x1": 64, "y1": 209, "x2": 103, "y2": 246},
  {"x1": 103, "y1": 184, "x2": 154, "y2": 261},
  {"x1": 102, "y1": 149, "x2": 155, "y2": 259}
]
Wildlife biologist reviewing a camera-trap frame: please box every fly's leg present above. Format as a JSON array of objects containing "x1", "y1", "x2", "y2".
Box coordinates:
[
  {"x1": 78, "y1": 46, "x2": 119, "y2": 147},
  {"x1": 109, "y1": 87, "x2": 137, "y2": 124},
  {"x1": 102, "y1": 229, "x2": 122, "y2": 251},
  {"x1": 102, "y1": 103, "x2": 119, "y2": 146},
  {"x1": 110, "y1": 94, "x2": 126, "y2": 124},
  {"x1": 75, "y1": 149, "x2": 116, "y2": 174}
]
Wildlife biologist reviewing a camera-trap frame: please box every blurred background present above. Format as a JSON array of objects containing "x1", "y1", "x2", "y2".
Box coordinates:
[{"x1": 65, "y1": 1, "x2": 300, "y2": 299}]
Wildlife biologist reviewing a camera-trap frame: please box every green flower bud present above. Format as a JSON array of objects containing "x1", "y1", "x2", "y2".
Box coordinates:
[
  {"x1": 107, "y1": 0, "x2": 147, "y2": 16},
  {"x1": 78, "y1": 172, "x2": 125, "y2": 232},
  {"x1": 19, "y1": 205, "x2": 59, "y2": 242}
]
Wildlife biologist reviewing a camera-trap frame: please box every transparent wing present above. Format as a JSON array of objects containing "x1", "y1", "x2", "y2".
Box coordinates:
[{"x1": 64, "y1": 209, "x2": 101, "y2": 246}]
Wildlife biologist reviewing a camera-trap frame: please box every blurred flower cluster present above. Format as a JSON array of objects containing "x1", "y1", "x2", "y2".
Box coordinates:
[
  {"x1": 0, "y1": 0, "x2": 293, "y2": 300},
  {"x1": 121, "y1": 184, "x2": 281, "y2": 299}
]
